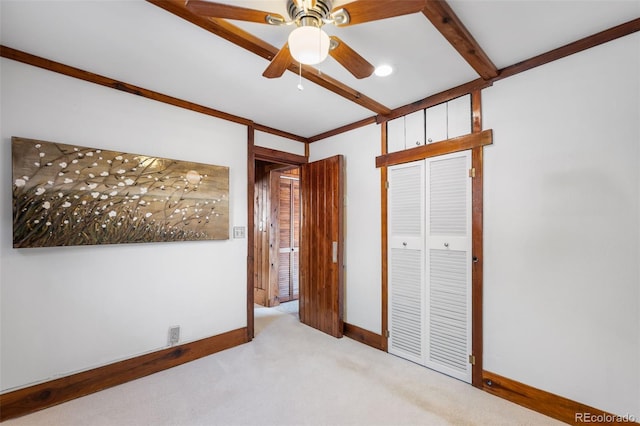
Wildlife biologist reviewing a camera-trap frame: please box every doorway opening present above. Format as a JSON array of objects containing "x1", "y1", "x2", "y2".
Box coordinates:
[{"x1": 253, "y1": 160, "x2": 300, "y2": 317}]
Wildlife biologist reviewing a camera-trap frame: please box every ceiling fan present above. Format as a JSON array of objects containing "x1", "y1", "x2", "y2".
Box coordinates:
[{"x1": 185, "y1": 0, "x2": 426, "y2": 79}]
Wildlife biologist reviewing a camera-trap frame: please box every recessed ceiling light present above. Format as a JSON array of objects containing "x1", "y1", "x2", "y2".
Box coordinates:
[{"x1": 374, "y1": 64, "x2": 393, "y2": 77}]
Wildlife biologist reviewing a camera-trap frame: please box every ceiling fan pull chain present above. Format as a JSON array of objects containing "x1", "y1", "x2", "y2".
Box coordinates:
[{"x1": 297, "y1": 62, "x2": 304, "y2": 91}]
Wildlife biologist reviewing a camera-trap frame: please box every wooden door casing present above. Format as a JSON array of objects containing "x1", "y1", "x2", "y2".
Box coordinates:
[{"x1": 299, "y1": 155, "x2": 344, "y2": 338}]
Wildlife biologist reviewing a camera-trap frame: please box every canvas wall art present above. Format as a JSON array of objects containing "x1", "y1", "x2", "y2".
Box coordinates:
[{"x1": 12, "y1": 137, "x2": 229, "y2": 248}]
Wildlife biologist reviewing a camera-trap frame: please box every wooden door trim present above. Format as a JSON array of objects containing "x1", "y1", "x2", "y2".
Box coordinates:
[
  {"x1": 248, "y1": 140, "x2": 307, "y2": 338},
  {"x1": 376, "y1": 130, "x2": 492, "y2": 168},
  {"x1": 380, "y1": 123, "x2": 389, "y2": 352},
  {"x1": 247, "y1": 127, "x2": 256, "y2": 339},
  {"x1": 470, "y1": 90, "x2": 484, "y2": 388}
]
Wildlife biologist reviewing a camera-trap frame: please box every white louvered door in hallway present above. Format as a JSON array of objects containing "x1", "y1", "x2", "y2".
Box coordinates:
[{"x1": 388, "y1": 151, "x2": 472, "y2": 383}]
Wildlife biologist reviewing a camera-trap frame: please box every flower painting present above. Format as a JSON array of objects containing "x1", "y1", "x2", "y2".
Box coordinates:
[{"x1": 12, "y1": 137, "x2": 229, "y2": 248}]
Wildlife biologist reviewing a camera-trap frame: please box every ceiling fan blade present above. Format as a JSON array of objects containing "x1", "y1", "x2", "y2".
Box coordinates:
[
  {"x1": 328, "y1": 36, "x2": 374, "y2": 79},
  {"x1": 334, "y1": 0, "x2": 426, "y2": 26},
  {"x1": 185, "y1": 0, "x2": 285, "y2": 25},
  {"x1": 263, "y1": 44, "x2": 293, "y2": 78}
]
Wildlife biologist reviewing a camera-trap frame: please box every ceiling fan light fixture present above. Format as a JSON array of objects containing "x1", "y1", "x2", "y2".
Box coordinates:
[{"x1": 288, "y1": 26, "x2": 330, "y2": 65}]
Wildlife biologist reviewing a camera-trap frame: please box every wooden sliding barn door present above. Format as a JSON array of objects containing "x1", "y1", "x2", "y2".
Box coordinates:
[{"x1": 299, "y1": 155, "x2": 344, "y2": 338}]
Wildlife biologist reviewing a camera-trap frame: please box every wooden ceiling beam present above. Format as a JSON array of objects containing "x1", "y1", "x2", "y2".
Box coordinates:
[
  {"x1": 422, "y1": 1, "x2": 499, "y2": 80},
  {"x1": 147, "y1": 0, "x2": 391, "y2": 115}
]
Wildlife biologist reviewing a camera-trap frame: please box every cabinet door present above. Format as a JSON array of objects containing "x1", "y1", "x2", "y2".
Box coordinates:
[
  {"x1": 405, "y1": 109, "x2": 425, "y2": 148},
  {"x1": 447, "y1": 95, "x2": 471, "y2": 138},
  {"x1": 388, "y1": 160, "x2": 425, "y2": 364},
  {"x1": 426, "y1": 103, "x2": 448, "y2": 143},
  {"x1": 387, "y1": 116, "x2": 405, "y2": 153}
]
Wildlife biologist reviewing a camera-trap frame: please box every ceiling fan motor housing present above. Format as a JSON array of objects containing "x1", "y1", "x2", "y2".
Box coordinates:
[{"x1": 287, "y1": 0, "x2": 333, "y2": 27}]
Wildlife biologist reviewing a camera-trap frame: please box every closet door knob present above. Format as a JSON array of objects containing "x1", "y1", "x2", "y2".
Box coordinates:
[{"x1": 444, "y1": 242, "x2": 449, "y2": 248}]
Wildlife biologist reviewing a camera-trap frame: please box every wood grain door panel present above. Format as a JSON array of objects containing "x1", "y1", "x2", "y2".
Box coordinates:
[{"x1": 299, "y1": 155, "x2": 344, "y2": 338}]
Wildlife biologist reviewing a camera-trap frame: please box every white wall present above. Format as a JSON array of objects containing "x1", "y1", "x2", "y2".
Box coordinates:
[
  {"x1": 255, "y1": 131, "x2": 306, "y2": 156},
  {"x1": 0, "y1": 59, "x2": 248, "y2": 391},
  {"x1": 309, "y1": 125, "x2": 382, "y2": 334},
  {"x1": 483, "y1": 33, "x2": 639, "y2": 417}
]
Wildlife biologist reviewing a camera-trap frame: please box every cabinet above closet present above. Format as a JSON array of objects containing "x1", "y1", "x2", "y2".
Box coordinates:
[{"x1": 387, "y1": 94, "x2": 471, "y2": 154}]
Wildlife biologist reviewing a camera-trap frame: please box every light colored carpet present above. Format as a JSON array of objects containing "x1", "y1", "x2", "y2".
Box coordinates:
[{"x1": 5, "y1": 304, "x2": 562, "y2": 425}]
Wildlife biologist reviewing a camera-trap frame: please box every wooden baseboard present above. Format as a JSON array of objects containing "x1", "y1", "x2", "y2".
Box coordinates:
[
  {"x1": 344, "y1": 322, "x2": 384, "y2": 350},
  {"x1": 483, "y1": 370, "x2": 639, "y2": 425},
  {"x1": 0, "y1": 327, "x2": 248, "y2": 422}
]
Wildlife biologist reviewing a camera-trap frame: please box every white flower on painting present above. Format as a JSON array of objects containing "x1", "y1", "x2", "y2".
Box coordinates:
[
  {"x1": 100, "y1": 172, "x2": 109, "y2": 177},
  {"x1": 34, "y1": 162, "x2": 40, "y2": 167},
  {"x1": 82, "y1": 200, "x2": 87, "y2": 205},
  {"x1": 86, "y1": 152, "x2": 94, "y2": 157},
  {"x1": 100, "y1": 195, "x2": 108, "y2": 200},
  {"x1": 14, "y1": 179, "x2": 26, "y2": 187},
  {"x1": 139, "y1": 200, "x2": 146, "y2": 205},
  {"x1": 39, "y1": 152, "x2": 45, "y2": 158},
  {"x1": 116, "y1": 169, "x2": 126, "y2": 174},
  {"x1": 64, "y1": 178, "x2": 73, "y2": 184},
  {"x1": 139, "y1": 187, "x2": 148, "y2": 195},
  {"x1": 62, "y1": 202, "x2": 71, "y2": 208},
  {"x1": 72, "y1": 159, "x2": 79, "y2": 164},
  {"x1": 88, "y1": 173, "x2": 95, "y2": 179},
  {"x1": 88, "y1": 183, "x2": 98, "y2": 190},
  {"x1": 35, "y1": 187, "x2": 45, "y2": 195},
  {"x1": 42, "y1": 201, "x2": 51, "y2": 209},
  {"x1": 108, "y1": 211, "x2": 117, "y2": 218},
  {"x1": 91, "y1": 192, "x2": 100, "y2": 198},
  {"x1": 115, "y1": 156, "x2": 123, "y2": 161},
  {"x1": 35, "y1": 144, "x2": 41, "y2": 148},
  {"x1": 58, "y1": 172, "x2": 64, "y2": 177},
  {"x1": 117, "y1": 182, "x2": 124, "y2": 187},
  {"x1": 125, "y1": 179, "x2": 135, "y2": 186},
  {"x1": 145, "y1": 212, "x2": 152, "y2": 218},
  {"x1": 34, "y1": 219, "x2": 40, "y2": 224},
  {"x1": 131, "y1": 195, "x2": 140, "y2": 200},
  {"x1": 46, "y1": 221, "x2": 51, "y2": 226},
  {"x1": 110, "y1": 191, "x2": 118, "y2": 196},
  {"x1": 59, "y1": 162, "x2": 67, "y2": 168},
  {"x1": 91, "y1": 163, "x2": 98, "y2": 167}
]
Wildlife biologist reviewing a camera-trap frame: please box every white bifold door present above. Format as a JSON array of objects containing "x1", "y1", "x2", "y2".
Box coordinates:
[{"x1": 388, "y1": 151, "x2": 472, "y2": 383}]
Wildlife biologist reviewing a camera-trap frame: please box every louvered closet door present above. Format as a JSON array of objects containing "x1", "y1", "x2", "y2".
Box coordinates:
[
  {"x1": 425, "y1": 151, "x2": 472, "y2": 383},
  {"x1": 388, "y1": 161, "x2": 425, "y2": 364}
]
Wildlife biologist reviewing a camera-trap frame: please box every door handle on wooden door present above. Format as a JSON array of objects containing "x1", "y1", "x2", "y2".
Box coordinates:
[{"x1": 332, "y1": 241, "x2": 338, "y2": 263}]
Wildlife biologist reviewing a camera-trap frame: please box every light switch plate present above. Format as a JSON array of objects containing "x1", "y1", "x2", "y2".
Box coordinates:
[{"x1": 233, "y1": 226, "x2": 245, "y2": 238}]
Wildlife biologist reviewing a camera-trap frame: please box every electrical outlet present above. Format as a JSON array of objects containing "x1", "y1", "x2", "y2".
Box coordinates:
[{"x1": 168, "y1": 326, "x2": 180, "y2": 346}]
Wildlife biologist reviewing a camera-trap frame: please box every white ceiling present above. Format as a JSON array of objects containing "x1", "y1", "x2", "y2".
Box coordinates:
[{"x1": 1, "y1": 0, "x2": 638, "y2": 138}]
